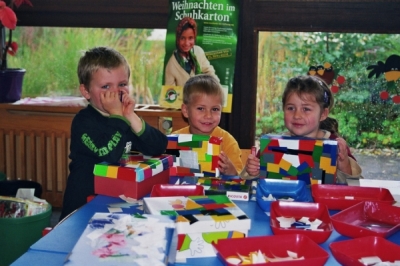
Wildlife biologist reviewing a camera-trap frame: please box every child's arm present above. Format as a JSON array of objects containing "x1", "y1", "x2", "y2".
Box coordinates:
[{"x1": 218, "y1": 151, "x2": 238, "y2": 175}]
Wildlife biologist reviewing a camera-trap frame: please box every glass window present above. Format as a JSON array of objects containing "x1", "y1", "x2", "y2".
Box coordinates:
[
  {"x1": 257, "y1": 31, "x2": 400, "y2": 180},
  {"x1": 8, "y1": 27, "x2": 167, "y2": 104}
]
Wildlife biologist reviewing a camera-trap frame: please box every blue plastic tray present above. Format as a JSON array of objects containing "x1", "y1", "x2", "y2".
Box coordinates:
[{"x1": 256, "y1": 179, "x2": 313, "y2": 212}]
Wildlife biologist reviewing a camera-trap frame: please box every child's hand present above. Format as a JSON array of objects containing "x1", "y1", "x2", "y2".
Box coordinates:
[
  {"x1": 336, "y1": 137, "x2": 352, "y2": 175},
  {"x1": 218, "y1": 151, "x2": 237, "y2": 175},
  {"x1": 245, "y1": 154, "x2": 260, "y2": 176},
  {"x1": 120, "y1": 90, "x2": 135, "y2": 117},
  {"x1": 101, "y1": 90, "x2": 123, "y2": 116}
]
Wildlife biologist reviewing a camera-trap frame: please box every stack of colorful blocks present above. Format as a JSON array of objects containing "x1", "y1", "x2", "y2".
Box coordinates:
[
  {"x1": 93, "y1": 154, "x2": 173, "y2": 199},
  {"x1": 167, "y1": 134, "x2": 222, "y2": 184},
  {"x1": 143, "y1": 195, "x2": 251, "y2": 260},
  {"x1": 259, "y1": 134, "x2": 338, "y2": 184}
]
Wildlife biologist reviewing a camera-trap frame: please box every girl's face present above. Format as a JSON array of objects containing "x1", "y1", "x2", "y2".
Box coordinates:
[
  {"x1": 181, "y1": 93, "x2": 222, "y2": 135},
  {"x1": 283, "y1": 92, "x2": 328, "y2": 138},
  {"x1": 178, "y1": 28, "x2": 195, "y2": 54},
  {"x1": 80, "y1": 65, "x2": 129, "y2": 113}
]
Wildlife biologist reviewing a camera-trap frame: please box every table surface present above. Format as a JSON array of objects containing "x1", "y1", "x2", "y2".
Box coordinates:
[{"x1": 11, "y1": 195, "x2": 400, "y2": 265}]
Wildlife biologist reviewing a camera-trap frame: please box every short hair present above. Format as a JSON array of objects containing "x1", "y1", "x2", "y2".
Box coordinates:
[
  {"x1": 282, "y1": 75, "x2": 334, "y2": 111},
  {"x1": 77, "y1": 47, "x2": 130, "y2": 89},
  {"x1": 183, "y1": 74, "x2": 224, "y2": 105}
]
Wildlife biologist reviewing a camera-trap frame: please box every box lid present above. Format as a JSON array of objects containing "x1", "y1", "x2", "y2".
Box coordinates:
[
  {"x1": 93, "y1": 154, "x2": 173, "y2": 182},
  {"x1": 143, "y1": 195, "x2": 251, "y2": 234}
]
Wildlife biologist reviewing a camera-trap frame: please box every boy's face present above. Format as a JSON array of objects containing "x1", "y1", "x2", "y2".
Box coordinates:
[
  {"x1": 80, "y1": 65, "x2": 129, "y2": 113},
  {"x1": 283, "y1": 92, "x2": 328, "y2": 138},
  {"x1": 178, "y1": 28, "x2": 195, "y2": 53},
  {"x1": 181, "y1": 93, "x2": 222, "y2": 135}
]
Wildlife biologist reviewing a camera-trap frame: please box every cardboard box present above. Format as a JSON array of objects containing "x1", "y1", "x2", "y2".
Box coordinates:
[
  {"x1": 143, "y1": 195, "x2": 251, "y2": 261},
  {"x1": 166, "y1": 134, "x2": 222, "y2": 177},
  {"x1": 260, "y1": 134, "x2": 338, "y2": 184},
  {"x1": 94, "y1": 154, "x2": 173, "y2": 199},
  {"x1": 197, "y1": 177, "x2": 250, "y2": 201}
]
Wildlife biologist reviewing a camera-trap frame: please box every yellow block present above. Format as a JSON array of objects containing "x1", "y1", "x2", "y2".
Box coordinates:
[
  {"x1": 320, "y1": 157, "x2": 336, "y2": 174},
  {"x1": 211, "y1": 142, "x2": 220, "y2": 156},
  {"x1": 199, "y1": 161, "x2": 212, "y2": 172},
  {"x1": 106, "y1": 166, "x2": 119, "y2": 178},
  {"x1": 267, "y1": 163, "x2": 280, "y2": 173},
  {"x1": 279, "y1": 159, "x2": 291, "y2": 171},
  {"x1": 315, "y1": 140, "x2": 323, "y2": 146}
]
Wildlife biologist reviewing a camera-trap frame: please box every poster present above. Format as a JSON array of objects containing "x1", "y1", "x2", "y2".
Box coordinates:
[{"x1": 160, "y1": 0, "x2": 239, "y2": 113}]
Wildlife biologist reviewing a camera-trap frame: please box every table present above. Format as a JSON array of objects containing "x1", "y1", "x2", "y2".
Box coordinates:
[{"x1": 12, "y1": 195, "x2": 400, "y2": 265}]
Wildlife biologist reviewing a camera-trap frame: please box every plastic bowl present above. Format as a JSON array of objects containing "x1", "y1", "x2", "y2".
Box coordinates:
[
  {"x1": 150, "y1": 184, "x2": 204, "y2": 197},
  {"x1": 269, "y1": 201, "x2": 333, "y2": 244},
  {"x1": 212, "y1": 234, "x2": 329, "y2": 266},
  {"x1": 331, "y1": 201, "x2": 400, "y2": 238},
  {"x1": 256, "y1": 179, "x2": 313, "y2": 212},
  {"x1": 311, "y1": 184, "x2": 395, "y2": 210},
  {"x1": 330, "y1": 236, "x2": 400, "y2": 266}
]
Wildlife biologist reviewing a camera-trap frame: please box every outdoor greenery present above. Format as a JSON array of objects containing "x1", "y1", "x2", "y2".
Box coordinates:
[
  {"x1": 8, "y1": 28, "x2": 400, "y2": 149},
  {"x1": 9, "y1": 27, "x2": 165, "y2": 102},
  {"x1": 257, "y1": 32, "x2": 400, "y2": 149}
]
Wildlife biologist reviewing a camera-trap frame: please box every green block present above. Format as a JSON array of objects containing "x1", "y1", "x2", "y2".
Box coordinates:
[
  {"x1": 146, "y1": 159, "x2": 160, "y2": 168},
  {"x1": 204, "y1": 153, "x2": 212, "y2": 162},
  {"x1": 160, "y1": 210, "x2": 178, "y2": 216},
  {"x1": 192, "y1": 134, "x2": 210, "y2": 141},
  {"x1": 260, "y1": 138, "x2": 272, "y2": 154},
  {"x1": 267, "y1": 172, "x2": 283, "y2": 179},
  {"x1": 93, "y1": 164, "x2": 108, "y2": 176},
  {"x1": 299, "y1": 168, "x2": 312, "y2": 174},
  {"x1": 312, "y1": 146, "x2": 323, "y2": 162},
  {"x1": 177, "y1": 141, "x2": 201, "y2": 148},
  {"x1": 287, "y1": 165, "x2": 298, "y2": 176}
]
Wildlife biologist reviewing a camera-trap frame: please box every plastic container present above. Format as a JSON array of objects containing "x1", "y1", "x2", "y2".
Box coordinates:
[
  {"x1": 311, "y1": 184, "x2": 395, "y2": 210},
  {"x1": 150, "y1": 184, "x2": 204, "y2": 197},
  {"x1": 331, "y1": 201, "x2": 400, "y2": 238},
  {"x1": 0, "y1": 204, "x2": 52, "y2": 266},
  {"x1": 269, "y1": 201, "x2": 333, "y2": 244},
  {"x1": 256, "y1": 179, "x2": 313, "y2": 212},
  {"x1": 212, "y1": 234, "x2": 329, "y2": 266},
  {"x1": 329, "y1": 236, "x2": 400, "y2": 266}
]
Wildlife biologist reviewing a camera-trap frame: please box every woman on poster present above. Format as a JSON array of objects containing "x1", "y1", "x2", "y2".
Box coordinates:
[{"x1": 164, "y1": 17, "x2": 219, "y2": 86}]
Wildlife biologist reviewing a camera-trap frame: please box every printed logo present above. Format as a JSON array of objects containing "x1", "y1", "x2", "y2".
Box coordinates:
[{"x1": 164, "y1": 88, "x2": 179, "y2": 103}]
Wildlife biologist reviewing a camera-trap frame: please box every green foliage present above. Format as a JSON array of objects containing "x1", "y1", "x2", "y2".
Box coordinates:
[
  {"x1": 257, "y1": 31, "x2": 400, "y2": 149},
  {"x1": 256, "y1": 111, "x2": 285, "y2": 136},
  {"x1": 8, "y1": 27, "x2": 165, "y2": 103}
]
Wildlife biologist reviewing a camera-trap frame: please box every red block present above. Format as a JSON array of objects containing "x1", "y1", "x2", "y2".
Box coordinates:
[
  {"x1": 94, "y1": 169, "x2": 170, "y2": 199},
  {"x1": 299, "y1": 139, "x2": 316, "y2": 151},
  {"x1": 117, "y1": 167, "x2": 137, "y2": 181},
  {"x1": 212, "y1": 155, "x2": 219, "y2": 170}
]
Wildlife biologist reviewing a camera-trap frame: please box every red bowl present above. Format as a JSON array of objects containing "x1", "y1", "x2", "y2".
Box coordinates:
[
  {"x1": 150, "y1": 184, "x2": 204, "y2": 197},
  {"x1": 311, "y1": 184, "x2": 395, "y2": 210},
  {"x1": 331, "y1": 201, "x2": 400, "y2": 238},
  {"x1": 269, "y1": 201, "x2": 333, "y2": 244},
  {"x1": 330, "y1": 236, "x2": 400, "y2": 265},
  {"x1": 212, "y1": 234, "x2": 329, "y2": 266}
]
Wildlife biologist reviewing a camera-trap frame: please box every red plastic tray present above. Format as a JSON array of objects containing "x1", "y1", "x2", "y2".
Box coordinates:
[
  {"x1": 269, "y1": 201, "x2": 333, "y2": 244},
  {"x1": 331, "y1": 201, "x2": 400, "y2": 238},
  {"x1": 150, "y1": 184, "x2": 204, "y2": 197},
  {"x1": 330, "y1": 236, "x2": 400, "y2": 265},
  {"x1": 212, "y1": 234, "x2": 329, "y2": 266},
  {"x1": 311, "y1": 184, "x2": 395, "y2": 210}
]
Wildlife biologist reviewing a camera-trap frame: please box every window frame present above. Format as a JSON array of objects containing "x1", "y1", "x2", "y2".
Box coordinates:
[{"x1": 15, "y1": 0, "x2": 400, "y2": 148}]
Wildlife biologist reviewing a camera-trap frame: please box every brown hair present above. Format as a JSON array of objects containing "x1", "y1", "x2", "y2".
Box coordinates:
[
  {"x1": 282, "y1": 75, "x2": 334, "y2": 111},
  {"x1": 77, "y1": 46, "x2": 130, "y2": 90},
  {"x1": 183, "y1": 74, "x2": 224, "y2": 105},
  {"x1": 175, "y1": 17, "x2": 197, "y2": 51}
]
